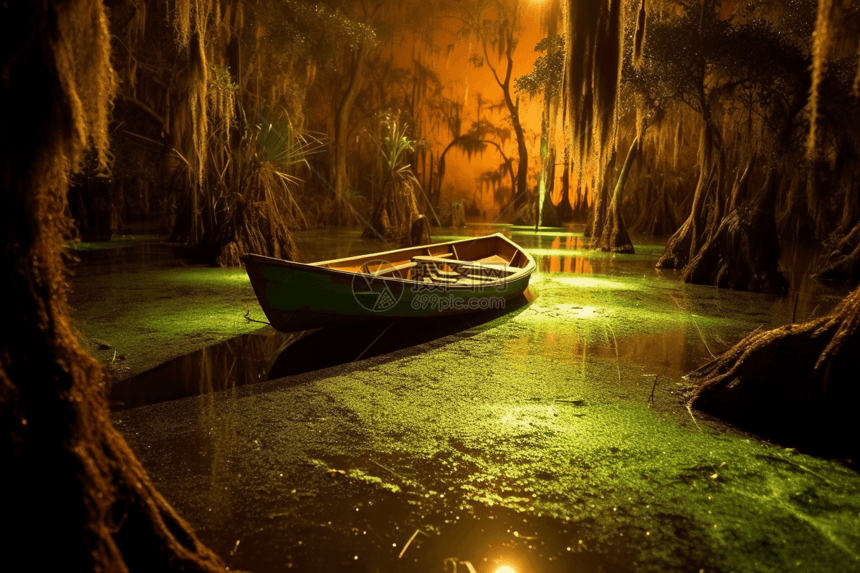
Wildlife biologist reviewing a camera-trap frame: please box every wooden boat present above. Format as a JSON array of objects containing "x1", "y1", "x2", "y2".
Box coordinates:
[{"x1": 241, "y1": 233, "x2": 536, "y2": 332}]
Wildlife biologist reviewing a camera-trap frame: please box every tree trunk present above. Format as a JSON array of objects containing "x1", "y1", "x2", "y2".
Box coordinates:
[
  {"x1": 482, "y1": 25, "x2": 528, "y2": 211},
  {"x1": 656, "y1": 123, "x2": 714, "y2": 269},
  {"x1": 2, "y1": 1, "x2": 227, "y2": 570},
  {"x1": 553, "y1": 162, "x2": 574, "y2": 222},
  {"x1": 816, "y1": 165, "x2": 860, "y2": 280},
  {"x1": 333, "y1": 42, "x2": 370, "y2": 225},
  {"x1": 410, "y1": 215, "x2": 431, "y2": 246},
  {"x1": 640, "y1": 180, "x2": 679, "y2": 237},
  {"x1": 541, "y1": 190, "x2": 560, "y2": 227},
  {"x1": 587, "y1": 151, "x2": 616, "y2": 240},
  {"x1": 507, "y1": 92, "x2": 529, "y2": 210},
  {"x1": 596, "y1": 135, "x2": 640, "y2": 253},
  {"x1": 816, "y1": 221, "x2": 860, "y2": 281},
  {"x1": 681, "y1": 168, "x2": 789, "y2": 293},
  {"x1": 435, "y1": 135, "x2": 515, "y2": 215}
]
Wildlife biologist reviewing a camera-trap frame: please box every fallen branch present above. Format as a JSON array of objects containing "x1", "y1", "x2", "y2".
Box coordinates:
[
  {"x1": 398, "y1": 528, "x2": 430, "y2": 559},
  {"x1": 371, "y1": 459, "x2": 407, "y2": 482},
  {"x1": 243, "y1": 309, "x2": 271, "y2": 326},
  {"x1": 648, "y1": 375, "x2": 661, "y2": 407},
  {"x1": 686, "y1": 404, "x2": 703, "y2": 432}
]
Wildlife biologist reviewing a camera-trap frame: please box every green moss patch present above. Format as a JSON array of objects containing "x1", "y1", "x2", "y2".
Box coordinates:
[
  {"x1": 69, "y1": 267, "x2": 265, "y2": 377},
  {"x1": 66, "y1": 234, "x2": 163, "y2": 251}
]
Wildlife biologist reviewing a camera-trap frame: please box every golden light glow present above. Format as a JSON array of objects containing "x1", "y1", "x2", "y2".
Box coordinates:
[{"x1": 494, "y1": 566, "x2": 517, "y2": 573}]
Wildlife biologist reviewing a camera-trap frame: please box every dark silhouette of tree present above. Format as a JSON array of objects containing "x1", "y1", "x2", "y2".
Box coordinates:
[
  {"x1": 1, "y1": 0, "x2": 226, "y2": 569},
  {"x1": 689, "y1": 279, "x2": 860, "y2": 461},
  {"x1": 108, "y1": 0, "x2": 313, "y2": 265},
  {"x1": 450, "y1": 0, "x2": 531, "y2": 210},
  {"x1": 562, "y1": 0, "x2": 624, "y2": 245},
  {"x1": 325, "y1": 0, "x2": 385, "y2": 224},
  {"x1": 517, "y1": 34, "x2": 570, "y2": 226},
  {"x1": 628, "y1": 1, "x2": 819, "y2": 291},
  {"x1": 643, "y1": 0, "x2": 860, "y2": 460}
]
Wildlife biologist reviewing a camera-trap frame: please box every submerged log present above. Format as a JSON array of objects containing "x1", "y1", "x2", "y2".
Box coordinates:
[{"x1": 689, "y1": 285, "x2": 860, "y2": 461}]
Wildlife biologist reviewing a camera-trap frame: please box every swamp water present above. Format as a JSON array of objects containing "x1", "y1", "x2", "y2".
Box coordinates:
[{"x1": 69, "y1": 226, "x2": 860, "y2": 572}]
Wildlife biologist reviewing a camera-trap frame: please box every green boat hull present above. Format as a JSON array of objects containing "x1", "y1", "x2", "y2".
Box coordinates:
[{"x1": 242, "y1": 234, "x2": 535, "y2": 333}]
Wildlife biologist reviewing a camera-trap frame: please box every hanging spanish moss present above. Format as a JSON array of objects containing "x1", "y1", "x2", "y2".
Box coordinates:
[
  {"x1": 9, "y1": 1, "x2": 860, "y2": 569},
  {"x1": 683, "y1": 0, "x2": 860, "y2": 465},
  {"x1": 808, "y1": 0, "x2": 851, "y2": 158},
  {"x1": 562, "y1": 0, "x2": 622, "y2": 212},
  {"x1": 633, "y1": 0, "x2": 647, "y2": 64}
]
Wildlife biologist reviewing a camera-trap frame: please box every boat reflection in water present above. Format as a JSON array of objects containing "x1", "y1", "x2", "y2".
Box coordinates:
[{"x1": 110, "y1": 294, "x2": 531, "y2": 411}]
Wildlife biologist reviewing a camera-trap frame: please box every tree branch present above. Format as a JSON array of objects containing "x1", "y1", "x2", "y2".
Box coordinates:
[{"x1": 117, "y1": 93, "x2": 166, "y2": 129}]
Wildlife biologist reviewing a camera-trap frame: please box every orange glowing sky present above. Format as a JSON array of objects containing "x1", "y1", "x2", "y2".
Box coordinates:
[{"x1": 384, "y1": 1, "x2": 553, "y2": 216}]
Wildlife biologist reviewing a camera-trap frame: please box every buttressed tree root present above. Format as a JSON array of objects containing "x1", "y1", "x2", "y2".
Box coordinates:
[
  {"x1": 1, "y1": 1, "x2": 227, "y2": 570},
  {"x1": 689, "y1": 285, "x2": 860, "y2": 461},
  {"x1": 681, "y1": 169, "x2": 788, "y2": 293}
]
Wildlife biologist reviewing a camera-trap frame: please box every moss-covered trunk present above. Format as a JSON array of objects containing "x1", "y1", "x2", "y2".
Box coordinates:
[
  {"x1": 1, "y1": 1, "x2": 227, "y2": 569},
  {"x1": 586, "y1": 151, "x2": 615, "y2": 239}
]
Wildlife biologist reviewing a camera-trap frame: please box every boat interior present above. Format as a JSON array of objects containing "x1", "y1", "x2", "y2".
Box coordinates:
[{"x1": 316, "y1": 235, "x2": 529, "y2": 286}]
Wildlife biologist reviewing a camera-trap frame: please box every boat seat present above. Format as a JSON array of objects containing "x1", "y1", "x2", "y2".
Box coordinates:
[
  {"x1": 423, "y1": 275, "x2": 457, "y2": 284},
  {"x1": 362, "y1": 261, "x2": 417, "y2": 276},
  {"x1": 476, "y1": 255, "x2": 509, "y2": 266},
  {"x1": 434, "y1": 269, "x2": 460, "y2": 278},
  {"x1": 413, "y1": 255, "x2": 519, "y2": 277},
  {"x1": 465, "y1": 274, "x2": 496, "y2": 282},
  {"x1": 412, "y1": 255, "x2": 456, "y2": 263}
]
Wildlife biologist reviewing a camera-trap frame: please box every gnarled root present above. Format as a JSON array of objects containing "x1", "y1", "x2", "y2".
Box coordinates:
[
  {"x1": 655, "y1": 214, "x2": 698, "y2": 269},
  {"x1": 689, "y1": 286, "x2": 860, "y2": 460},
  {"x1": 816, "y1": 221, "x2": 860, "y2": 281}
]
